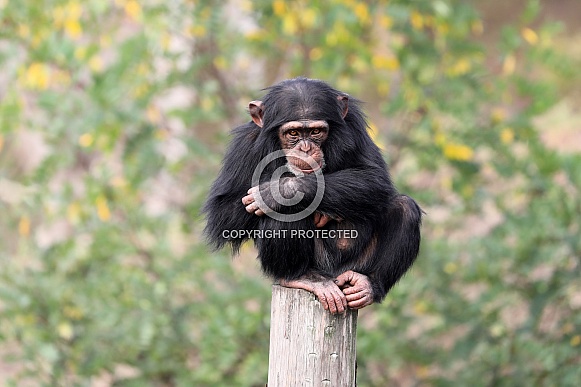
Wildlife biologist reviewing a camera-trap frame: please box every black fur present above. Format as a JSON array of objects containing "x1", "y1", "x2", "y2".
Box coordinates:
[{"x1": 203, "y1": 78, "x2": 422, "y2": 303}]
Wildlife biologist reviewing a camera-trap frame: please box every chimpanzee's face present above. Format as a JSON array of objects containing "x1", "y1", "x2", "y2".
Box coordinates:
[
  {"x1": 248, "y1": 93, "x2": 348, "y2": 176},
  {"x1": 278, "y1": 120, "x2": 328, "y2": 175}
]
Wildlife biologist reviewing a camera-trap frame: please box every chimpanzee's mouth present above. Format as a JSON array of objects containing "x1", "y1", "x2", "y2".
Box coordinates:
[
  {"x1": 287, "y1": 162, "x2": 323, "y2": 176},
  {"x1": 299, "y1": 166, "x2": 321, "y2": 174}
]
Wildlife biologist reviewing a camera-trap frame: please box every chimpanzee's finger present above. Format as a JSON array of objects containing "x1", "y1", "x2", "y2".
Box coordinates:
[
  {"x1": 334, "y1": 270, "x2": 355, "y2": 288},
  {"x1": 242, "y1": 194, "x2": 254, "y2": 205},
  {"x1": 315, "y1": 214, "x2": 331, "y2": 228},
  {"x1": 317, "y1": 292, "x2": 330, "y2": 311},
  {"x1": 345, "y1": 291, "x2": 366, "y2": 302},
  {"x1": 347, "y1": 295, "x2": 372, "y2": 309},
  {"x1": 342, "y1": 286, "x2": 361, "y2": 295},
  {"x1": 330, "y1": 288, "x2": 347, "y2": 314},
  {"x1": 245, "y1": 202, "x2": 259, "y2": 213}
]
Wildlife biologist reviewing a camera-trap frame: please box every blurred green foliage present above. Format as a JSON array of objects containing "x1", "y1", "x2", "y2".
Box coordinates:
[{"x1": 0, "y1": 0, "x2": 580, "y2": 386}]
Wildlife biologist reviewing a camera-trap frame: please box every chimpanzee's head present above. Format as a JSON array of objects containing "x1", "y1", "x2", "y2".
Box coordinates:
[{"x1": 248, "y1": 78, "x2": 349, "y2": 175}]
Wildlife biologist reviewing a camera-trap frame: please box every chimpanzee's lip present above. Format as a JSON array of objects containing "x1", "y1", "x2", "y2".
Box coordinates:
[{"x1": 299, "y1": 166, "x2": 321, "y2": 174}]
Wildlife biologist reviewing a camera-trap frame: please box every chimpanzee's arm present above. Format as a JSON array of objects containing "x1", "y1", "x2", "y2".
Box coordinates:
[
  {"x1": 245, "y1": 167, "x2": 398, "y2": 223},
  {"x1": 312, "y1": 167, "x2": 398, "y2": 221},
  {"x1": 203, "y1": 123, "x2": 263, "y2": 253}
]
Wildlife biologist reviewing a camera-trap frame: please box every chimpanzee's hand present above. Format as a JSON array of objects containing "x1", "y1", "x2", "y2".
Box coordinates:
[
  {"x1": 313, "y1": 212, "x2": 332, "y2": 228},
  {"x1": 242, "y1": 178, "x2": 301, "y2": 216},
  {"x1": 242, "y1": 186, "x2": 266, "y2": 216},
  {"x1": 313, "y1": 212, "x2": 343, "y2": 228},
  {"x1": 335, "y1": 270, "x2": 374, "y2": 309},
  {"x1": 279, "y1": 277, "x2": 347, "y2": 315}
]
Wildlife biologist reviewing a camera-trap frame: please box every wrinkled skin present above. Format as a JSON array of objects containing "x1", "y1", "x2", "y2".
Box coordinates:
[{"x1": 278, "y1": 270, "x2": 374, "y2": 314}]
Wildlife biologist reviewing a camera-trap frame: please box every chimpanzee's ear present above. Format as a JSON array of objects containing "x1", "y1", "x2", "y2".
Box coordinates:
[
  {"x1": 249, "y1": 100, "x2": 264, "y2": 127},
  {"x1": 337, "y1": 95, "x2": 349, "y2": 119}
]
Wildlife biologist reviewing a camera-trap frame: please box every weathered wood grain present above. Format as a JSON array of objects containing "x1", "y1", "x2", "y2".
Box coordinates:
[{"x1": 267, "y1": 285, "x2": 358, "y2": 387}]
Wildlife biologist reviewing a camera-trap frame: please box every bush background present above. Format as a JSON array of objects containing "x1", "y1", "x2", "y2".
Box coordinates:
[{"x1": 1, "y1": 0, "x2": 580, "y2": 385}]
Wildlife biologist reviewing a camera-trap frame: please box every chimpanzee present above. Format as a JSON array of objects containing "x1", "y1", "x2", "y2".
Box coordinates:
[{"x1": 204, "y1": 77, "x2": 422, "y2": 314}]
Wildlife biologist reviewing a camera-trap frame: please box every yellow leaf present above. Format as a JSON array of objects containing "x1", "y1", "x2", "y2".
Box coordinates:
[
  {"x1": 490, "y1": 323, "x2": 504, "y2": 338},
  {"x1": 372, "y1": 55, "x2": 400, "y2": 71},
  {"x1": 491, "y1": 108, "x2": 506, "y2": 124},
  {"x1": 191, "y1": 25, "x2": 206, "y2": 37},
  {"x1": 410, "y1": 11, "x2": 424, "y2": 30},
  {"x1": 449, "y1": 58, "x2": 471, "y2": 76},
  {"x1": 503, "y1": 54, "x2": 516, "y2": 75},
  {"x1": 58, "y1": 322, "x2": 74, "y2": 340},
  {"x1": 282, "y1": 14, "x2": 298, "y2": 35},
  {"x1": 441, "y1": 176, "x2": 452, "y2": 190},
  {"x1": 462, "y1": 185, "x2": 474, "y2": 197},
  {"x1": 436, "y1": 21, "x2": 450, "y2": 36},
  {"x1": 63, "y1": 306, "x2": 84, "y2": 320},
  {"x1": 110, "y1": 176, "x2": 128, "y2": 188},
  {"x1": 74, "y1": 46, "x2": 87, "y2": 60},
  {"x1": 326, "y1": 32, "x2": 338, "y2": 47},
  {"x1": 471, "y1": 20, "x2": 484, "y2": 35},
  {"x1": 96, "y1": 195, "x2": 111, "y2": 221},
  {"x1": 18, "y1": 24, "x2": 30, "y2": 38},
  {"x1": 570, "y1": 335, "x2": 581, "y2": 347},
  {"x1": 23, "y1": 62, "x2": 50, "y2": 90},
  {"x1": 67, "y1": 202, "x2": 81, "y2": 224},
  {"x1": 155, "y1": 128, "x2": 168, "y2": 140},
  {"x1": 302, "y1": 8, "x2": 317, "y2": 29},
  {"x1": 100, "y1": 35, "x2": 112, "y2": 48},
  {"x1": 89, "y1": 56, "x2": 104, "y2": 72},
  {"x1": 201, "y1": 97, "x2": 214, "y2": 112},
  {"x1": 377, "y1": 82, "x2": 389, "y2": 97},
  {"x1": 443, "y1": 143, "x2": 474, "y2": 161},
  {"x1": 213, "y1": 56, "x2": 227, "y2": 70},
  {"x1": 66, "y1": 2, "x2": 82, "y2": 19},
  {"x1": 240, "y1": 0, "x2": 253, "y2": 12},
  {"x1": 53, "y1": 6, "x2": 66, "y2": 27},
  {"x1": 500, "y1": 128, "x2": 514, "y2": 144},
  {"x1": 19, "y1": 216, "x2": 31, "y2": 237},
  {"x1": 146, "y1": 105, "x2": 161, "y2": 124},
  {"x1": 561, "y1": 323, "x2": 574, "y2": 334},
  {"x1": 413, "y1": 300, "x2": 428, "y2": 314},
  {"x1": 380, "y1": 15, "x2": 393, "y2": 29},
  {"x1": 132, "y1": 84, "x2": 149, "y2": 98},
  {"x1": 354, "y1": 3, "x2": 370, "y2": 24},
  {"x1": 245, "y1": 29, "x2": 263, "y2": 41},
  {"x1": 444, "y1": 262, "x2": 458, "y2": 274},
  {"x1": 125, "y1": 0, "x2": 142, "y2": 21},
  {"x1": 521, "y1": 27, "x2": 538, "y2": 45},
  {"x1": 352, "y1": 56, "x2": 367, "y2": 73},
  {"x1": 79, "y1": 133, "x2": 94, "y2": 147},
  {"x1": 137, "y1": 63, "x2": 149, "y2": 75},
  {"x1": 309, "y1": 48, "x2": 323, "y2": 61},
  {"x1": 273, "y1": 0, "x2": 285, "y2": 16},
  {"x1": 64, "y1": 19, "x2": 82, "y2": 39}
]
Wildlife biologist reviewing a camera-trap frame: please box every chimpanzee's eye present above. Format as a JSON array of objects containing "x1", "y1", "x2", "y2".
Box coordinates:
[
  {"x1": 311, "y1": 129, "x2": 321, "y2": 135},
  {"x1": 288, "y1": 130, "x2": 298, "y2": 137}
]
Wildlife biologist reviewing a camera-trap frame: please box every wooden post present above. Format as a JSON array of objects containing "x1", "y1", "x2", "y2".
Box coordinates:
[{"x1": 267, "y1": 285, "x2": 358, "y2": 387}]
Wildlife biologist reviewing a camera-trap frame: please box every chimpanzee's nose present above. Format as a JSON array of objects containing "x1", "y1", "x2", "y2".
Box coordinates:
[{"x1": 299, "y1": 140, "x2": 311, "y2": 153}]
